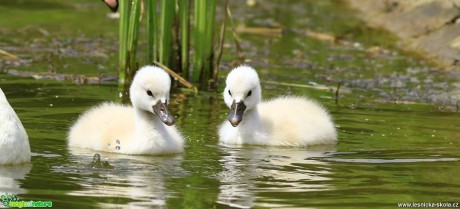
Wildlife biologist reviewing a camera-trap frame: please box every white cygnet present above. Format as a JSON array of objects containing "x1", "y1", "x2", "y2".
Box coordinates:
[
  {"x1": 219, "y1": 66, "x2": 337, "y2": 146},
  {"x1": 68, "y1": 66, "x2": 184, "y2": 155}
]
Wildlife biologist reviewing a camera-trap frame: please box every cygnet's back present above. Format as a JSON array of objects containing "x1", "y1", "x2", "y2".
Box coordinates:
[{"x1": 258, "y1": 96, "x2": 337, "y2": 146}]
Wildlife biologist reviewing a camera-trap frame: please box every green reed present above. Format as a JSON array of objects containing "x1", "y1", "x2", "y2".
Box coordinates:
[
  {"x1": 118, "y1": 0, "x2": 128, "y2": 99},
  {"x1": 178, "y1": 0, "x2": 190, "y2": 79},
  {"x1": 146, "y1": 0, "x2": 157, "y2": 64},
  {"x1": 118, "y1": 0, "x2": 222, "y2": 99}
]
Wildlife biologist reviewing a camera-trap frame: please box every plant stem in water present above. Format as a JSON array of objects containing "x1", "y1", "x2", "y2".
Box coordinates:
[
  {"x1": 118, "y1": 0, "x2": 129, "y2": 101},
  {"x1": 159, "y1": 0, "x2": 175, "y2": 68},
  {"x1": 146, "y1": 0, "x2": 157, "y2": 64},
  {"x1": 179, "y1": 0, "x2": 190, "y2": 79}
]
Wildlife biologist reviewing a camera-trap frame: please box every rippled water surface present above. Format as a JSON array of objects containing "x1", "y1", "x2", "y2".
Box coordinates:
[
  {"x1": 1, "y1": 0, "x2": 459, "y2": 208},
  {"x1": 1, "y1": 77, "x2": 458, "y2": 208}
]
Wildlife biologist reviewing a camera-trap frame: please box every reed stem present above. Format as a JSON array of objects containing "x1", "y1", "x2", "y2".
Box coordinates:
[
  {"x1": 118, "y1": 0, "x2": 129, "y2": 98},
  {"x1": 179, "y1": 0, "x2": 190, "y2": 79},
  {"x1": 227, "y1": 6, "x2": 245, "y2": 63},
  {"x1": 211, "y1": 0, "x2": 228, "y2": 89},
  {"x1": 202, "y1": 0, "x2": 216, "y2": 85},
  {"x1": 192, "y1": 0, "x2": 206, "y2": 82},
  {"x1": 128, "y1": 0, "x2": 141, "y2": 70},
  {"x1": 146, "y1": 0, "x2": 157, "y2": 64},
  {"x1": 159, "y1": 0, "x2": 175, "y2": 67}
]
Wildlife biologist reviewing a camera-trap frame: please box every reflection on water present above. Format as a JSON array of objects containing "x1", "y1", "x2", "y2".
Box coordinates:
[
  {"x1": 325, "y1": 157, "x2": 459, "y2": 164},
  {"x1": 63, "y1": 147, "x2": 185, "y2": 208},
  {"x1": 217, "y1": 145, "x2": 336, "y2": 208},
  {"x1": 0, "y1": 164, "x2": 31, "y2": 195}
]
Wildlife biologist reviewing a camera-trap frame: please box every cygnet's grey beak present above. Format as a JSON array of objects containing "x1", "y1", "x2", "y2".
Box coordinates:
[
  {"x1": 153, "y1": 100, "x2": 175, "y2": 126},
  {"x1": 228, "y1": 100, "x2": 246, "y2": 127}
]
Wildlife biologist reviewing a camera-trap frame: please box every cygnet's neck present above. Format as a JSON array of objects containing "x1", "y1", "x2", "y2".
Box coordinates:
[
  {"x1": 238, "y1": 106, "x2": 262, "y2": 131},
  {"x1": 123, "y1": 107, "x2": 169, "y2": 153},
  {"x1": 134, "y1": 108, "x2": 164, "y2": 131}
]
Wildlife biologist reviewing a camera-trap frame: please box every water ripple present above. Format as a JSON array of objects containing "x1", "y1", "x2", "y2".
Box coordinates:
[{"x1": 324, "y1": 157, "x2": 459, "y2": 163}]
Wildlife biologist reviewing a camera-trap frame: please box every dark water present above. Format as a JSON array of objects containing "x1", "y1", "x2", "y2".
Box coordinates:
[{"x1": 1, "y1": 0, "x2": 459, "y2": 208}]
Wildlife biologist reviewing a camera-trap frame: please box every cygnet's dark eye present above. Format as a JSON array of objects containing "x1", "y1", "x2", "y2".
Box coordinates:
[
  {"x1": 247, "y1": 90, "x2": 252, "y2": 97},
  {"x1": 228, "y1": 90, "x2": 232, "y2": 96},
  {"x1": 146, "y1": 90, "x2": 153, "y2": 97}
]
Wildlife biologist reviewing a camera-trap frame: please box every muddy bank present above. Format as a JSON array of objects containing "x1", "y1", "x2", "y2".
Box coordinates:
[{"x1": 347, "y1": 0, "x2": 460, "y2": 68}]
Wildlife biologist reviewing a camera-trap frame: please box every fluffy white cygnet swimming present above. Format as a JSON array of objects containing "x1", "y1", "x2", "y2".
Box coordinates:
[
  {"x1": 0, "y1": 88, "x2": 31, "y2": 164},
  {"x1": 218, "y1": 66, "x2": 337, "y2": 146},
  {"x1": 68, "y1": 66, "x2": 184, "y2": 155}
]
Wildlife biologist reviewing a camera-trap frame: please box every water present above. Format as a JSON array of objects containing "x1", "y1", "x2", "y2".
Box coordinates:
[{"x1": 1, "y1": 0, "x2": 460, "y2": 208}]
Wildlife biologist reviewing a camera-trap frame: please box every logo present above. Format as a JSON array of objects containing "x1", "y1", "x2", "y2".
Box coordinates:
[{"x1": 0, "y1": 193, "x2": 52, "y2": 208}]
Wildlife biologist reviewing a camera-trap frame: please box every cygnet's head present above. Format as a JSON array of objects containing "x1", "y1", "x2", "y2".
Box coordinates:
[
  {"x1": 130, "y1": 66, "x2": 175, "y2": 126},
  {"x1": 223, "y1": 65, "x2": 262, "y2": 127}
]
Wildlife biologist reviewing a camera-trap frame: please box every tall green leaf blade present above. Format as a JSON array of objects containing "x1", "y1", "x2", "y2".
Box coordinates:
[
  {"x1": 146, "y1": 0, "x2": 157, "y2": 64},
  {"x1": 179, "y1": 0, "x2": 190, "y2": 79},
  {"x1": 160, "y1": 0, "x2": 175, "y2": 67}
]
